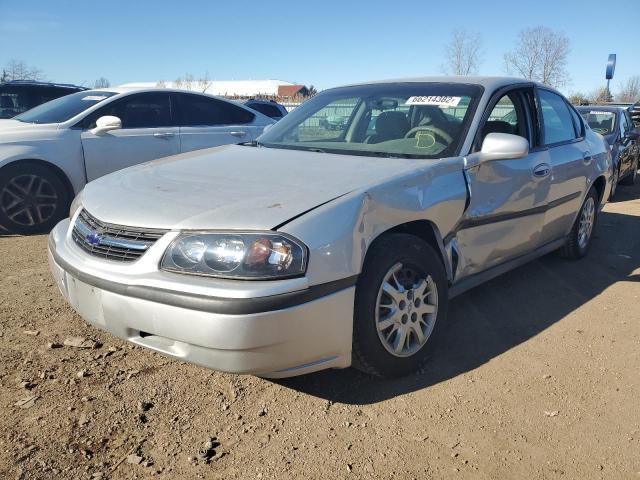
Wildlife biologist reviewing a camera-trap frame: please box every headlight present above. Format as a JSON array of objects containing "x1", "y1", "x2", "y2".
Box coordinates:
[
  {"x1": 161, "y1": 232, "x2": 307, "y2": 280},
  {"x1": 69, "y1": 191, "x2": 83, "y2": 218}
]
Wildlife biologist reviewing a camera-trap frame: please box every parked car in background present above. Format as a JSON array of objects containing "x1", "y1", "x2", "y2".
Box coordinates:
[
  {"x1": 0, "y1": 88, "x2": 274, "y2": 233},
  {"x1": 242, "y1": 99, "x2": 288, "y2": 120},
  {"x1": 49, "y1": 77, "x2": 611, "y2": 379},
  {"x1": 0, "y1": 80, "x2": 87, "y2": 119},
  {"x1": 577, "y1": 105, "x2": 639, "y2": 198}
]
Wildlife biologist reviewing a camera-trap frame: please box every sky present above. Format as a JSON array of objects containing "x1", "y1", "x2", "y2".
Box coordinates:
[{"x1": 0, "y1": 0, "x2": 638, "y2": 96}]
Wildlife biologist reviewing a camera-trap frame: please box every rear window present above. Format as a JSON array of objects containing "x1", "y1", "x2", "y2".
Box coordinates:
[
  {"x1": 247, "y1": 102, "x2": 283, "y2": 118},
  {"x1": 578, "y1": 110, "x2": 616, "y2": 135}
]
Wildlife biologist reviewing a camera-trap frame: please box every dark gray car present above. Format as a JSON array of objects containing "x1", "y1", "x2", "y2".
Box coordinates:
[{"x1": 577, "y1": 106, "x2": 639, "y2": 198}]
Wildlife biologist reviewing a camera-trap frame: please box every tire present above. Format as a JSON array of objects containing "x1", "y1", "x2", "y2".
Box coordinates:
[
  {"x1": 620, "y1": 158, "x2": 638, "y2": 186},
  {"x1": 352, "y1": 233, "x2": 448, "y2": 378},
  {"x1": 0, "y1": 162, "x2": 70, "y2": 235},
  {"x1": 561, "y1": 188, "x2": 598, "y2": 260}
]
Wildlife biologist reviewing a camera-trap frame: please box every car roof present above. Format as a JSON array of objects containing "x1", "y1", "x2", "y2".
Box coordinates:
[
  {"x1": 340, "y1": 75, "x2": 546, "y2": 91},
  {"x1": 0, "y1": 80, "x2": 87, "y2": 90}
]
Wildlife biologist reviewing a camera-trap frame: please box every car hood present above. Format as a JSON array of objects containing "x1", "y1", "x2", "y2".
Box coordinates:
[
  {"x1": 81, "y1": 144, "x2": 426, "y2": 230},
  {"x1": 0, "y1": 120, "x2": 63, "y2": 142}
]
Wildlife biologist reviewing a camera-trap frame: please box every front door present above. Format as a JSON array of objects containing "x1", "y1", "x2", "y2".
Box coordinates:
[
  {"x1": 455, "y1": 88, "x2": 551, "y2": 279},
  {"x1": 81, "y1": 92, "x2": 180, "y2": 181}
]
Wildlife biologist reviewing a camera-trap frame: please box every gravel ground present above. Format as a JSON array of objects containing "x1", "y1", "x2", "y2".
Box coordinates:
[{"x1": 1, "y1": 182, "x2": 639, "y2": 480}]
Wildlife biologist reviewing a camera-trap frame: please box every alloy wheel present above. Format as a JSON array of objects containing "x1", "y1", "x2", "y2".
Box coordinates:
[
  {"x1": 577, "y1": 197, "x2": 595, "y2": 249},
  {"x1": 375, "y1": 262, "x2": 438, "y2": 357},
  {"x1": 0, "y1": 174, "x2": 59, "y2": 227}
]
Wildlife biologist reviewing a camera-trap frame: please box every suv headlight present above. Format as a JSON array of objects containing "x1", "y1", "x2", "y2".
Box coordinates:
[{"x1": 161, "y1": 232, "x2": 308, "y2": 280}]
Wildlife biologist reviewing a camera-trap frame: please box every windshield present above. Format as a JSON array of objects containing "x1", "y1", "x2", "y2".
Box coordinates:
[
  {"x1": 578, "y1": 109, "x2": 616, "y2": 135},
  {"x1": 14, "y1": 90, "x2": 116, "y2": 124},
  {"x1": 258, "y1": 83, "x2": 482, "y2": 158}
]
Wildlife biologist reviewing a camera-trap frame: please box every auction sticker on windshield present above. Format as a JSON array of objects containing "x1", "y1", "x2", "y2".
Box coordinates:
[{"x1": 405, "y1": 96, "x2": 462, "y2": 107}]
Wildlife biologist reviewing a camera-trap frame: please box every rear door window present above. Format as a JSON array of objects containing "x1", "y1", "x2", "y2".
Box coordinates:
[{"x1": 177, "y1": 94, "x2": 255, "y2": 126}]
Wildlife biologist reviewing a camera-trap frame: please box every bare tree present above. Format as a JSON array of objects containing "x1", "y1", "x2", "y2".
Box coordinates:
[
  {"x1": 183, "y1": 73, "x2": 195, "y2": 90},
  {"x1": 442, "y1": 29, "x2": 483, "y2": 75},
  {"x1": 503, "y1": 26, "x2": 570, "y2": 88},
  {"x1": 617, "y1": 76, "x2": 640, "y2": 103},
  {"x1": 307, "y1": 85, "x2": 318, "y2": 96},
  {"x1": 173, "y1": 77, "x2": 183, "y2": 89},
  {"x1": 198, "y1": 72, "x2": 212, "y2": 93},
  {"x1": 156, "y1": 80, "x2": 167, "y2": 88},
  {"x1": 567, "y1": 91, "x2": 589, "y2": 105},
  {"x1": 2, "y1": 59, "x2": 44, "y2": 81},
  {"x1": 94, "y1": 77, "x2": 110, "y2": 88},
  {"x1": 588, "y1": 86, "x2": 611, "y2": 104}
]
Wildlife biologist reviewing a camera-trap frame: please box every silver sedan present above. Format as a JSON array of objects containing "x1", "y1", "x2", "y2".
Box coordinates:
[{"x1": 48, "y1": 76, "x2": 611, "y2": 378}]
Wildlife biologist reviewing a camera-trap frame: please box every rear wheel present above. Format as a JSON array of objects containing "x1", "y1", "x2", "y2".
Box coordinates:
[
  {"x1": 0, "y1": 162, "x2": 70, "y2": 234},
  {"x1": 352, "y1": 233, "x2": 448, "y2": 378},
  {"x1": 561, "y1": 188, "x2": 598, "y2": 260}
]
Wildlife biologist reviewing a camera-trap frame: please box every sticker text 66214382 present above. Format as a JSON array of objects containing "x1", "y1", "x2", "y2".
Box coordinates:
[{"x1": 405, "y1": 96, "x2": 462, "y2": 107}]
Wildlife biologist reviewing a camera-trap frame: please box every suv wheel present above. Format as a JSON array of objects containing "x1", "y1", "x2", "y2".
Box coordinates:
[
  {"x1": 352, "y1": 233, "x2": 448, "y2": 378},
  {"x1": 0, "y1": 162, "x2": 69, "y2": 234}
]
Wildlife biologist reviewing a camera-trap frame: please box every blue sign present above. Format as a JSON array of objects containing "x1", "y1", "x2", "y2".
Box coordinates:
[{"x1": 606, "y1": 54, "x2": 616, "y2": 80}]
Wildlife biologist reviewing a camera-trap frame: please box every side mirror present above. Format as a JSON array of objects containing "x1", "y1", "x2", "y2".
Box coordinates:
[
  {"x1": 478, "y1": 132, "x2": 529, "y2": 162},
  {"x1": 90, "y1": 115, "x2": 121, "y2": 135},
  {"x1": 626, "y1": 129, "x2": 640, "y2": 141}
]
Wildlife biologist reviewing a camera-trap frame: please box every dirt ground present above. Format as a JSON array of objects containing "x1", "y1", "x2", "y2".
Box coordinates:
[{"x1": 1, "y1": 183, "x2": 639, "y2": 480}]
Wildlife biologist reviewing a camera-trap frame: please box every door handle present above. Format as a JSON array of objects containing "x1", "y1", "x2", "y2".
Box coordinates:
[
  {"x1": 533, "y1": 163, "x2": 551, "y2": 178},
  {"x1": 230, "y1": 131, "x2": 247, "y2": 138},
  {"x1": 582, "y1": 151, "x2": 592, "y2": 164},
  {"x1": 153, "y1": 132, "x2": 175, "y2": 139}
]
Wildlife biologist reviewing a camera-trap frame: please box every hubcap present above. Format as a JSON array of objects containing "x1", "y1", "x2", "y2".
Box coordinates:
[
  {"x1": 0, "y1": 174, "x2": 58, "y2": 226},
  {"x1": 375, "y1": 262, "x2": 438, "y2": 358},
  {"x1": 577, "y1": 197, "x2": 595, "y2": 249}
]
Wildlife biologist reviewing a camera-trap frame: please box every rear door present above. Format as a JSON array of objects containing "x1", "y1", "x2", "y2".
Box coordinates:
[
  {"x1": 456, "y1": 87, "x2": 551, "y2": 279},
  {"x1": 174, "y1": 93, "x2": 261, "y2": 152},
  {"x1": 536, "y1": 89, "x2": 590, "y2": 245},
  {"x1": 80, "y1": 92, "x2": 180, "y2": 181}
]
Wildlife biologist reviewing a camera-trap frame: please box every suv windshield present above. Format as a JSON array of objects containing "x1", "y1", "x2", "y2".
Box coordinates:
[
  {"x1": 14, "y1": 90, "x2": 116, "y2": 124},
  {"x1": 258, "y1": 83, "x2": 481, "y2": 158},
  {"x1": 578, "y1": 109, "x2": 616, "y2": 135}
]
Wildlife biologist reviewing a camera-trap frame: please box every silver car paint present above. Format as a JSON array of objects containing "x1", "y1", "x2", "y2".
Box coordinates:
[
  {"x1": 49, "y1": 77, "x2": 612, "y2": 377},
  {"x1": 0, "y1": 88, "x2": 273, "y2": 195}
]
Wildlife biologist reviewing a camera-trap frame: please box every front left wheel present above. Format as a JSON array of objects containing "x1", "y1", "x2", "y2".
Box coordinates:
[
  {"x1": 352, "y1": 233, "x2": 448, "y2": 378},
  {"x1": 0, "y1": 162, "x2": 70, "y2": 235}
]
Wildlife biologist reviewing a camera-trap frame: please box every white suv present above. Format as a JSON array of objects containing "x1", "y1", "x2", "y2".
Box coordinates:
[{"x1": 0, "y1": 88, "x2": 274, "y2": 233}]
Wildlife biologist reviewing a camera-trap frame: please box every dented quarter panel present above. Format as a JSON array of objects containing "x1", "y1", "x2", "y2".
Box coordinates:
[{"x1": 280, "y1": 157, "x2": 468, "y2": 286}]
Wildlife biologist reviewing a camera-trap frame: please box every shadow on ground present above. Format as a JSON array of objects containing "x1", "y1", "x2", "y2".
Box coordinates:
[{"x1": 277, "y1": 181, "x2": 640, "y2": 404}]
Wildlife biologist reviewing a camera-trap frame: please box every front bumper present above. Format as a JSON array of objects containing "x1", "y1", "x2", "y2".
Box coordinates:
[{"x1": 48, "y1": 219, "x2": 355, "y2": 378}]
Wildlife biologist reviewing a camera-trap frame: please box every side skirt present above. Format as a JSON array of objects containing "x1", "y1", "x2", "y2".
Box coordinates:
[{"x1": 448, "y1": 237, "x2": 567, "y2": 299}]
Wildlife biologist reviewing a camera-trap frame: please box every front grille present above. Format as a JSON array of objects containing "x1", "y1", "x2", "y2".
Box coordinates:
[{"x1": 71, "y1": 209, "x2": 167, "y2": 262}]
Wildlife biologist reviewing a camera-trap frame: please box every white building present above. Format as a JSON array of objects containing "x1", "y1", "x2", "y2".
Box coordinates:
[{"x1": 119, "y1": 79, "x2": 307, "y2": 98}]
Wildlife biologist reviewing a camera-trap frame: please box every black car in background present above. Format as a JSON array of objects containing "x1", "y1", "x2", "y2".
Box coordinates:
[
  {"x1": 577, "y1": 105, "x2": 639, "y2": 198},
  {"x1": 241, "y1": 98, "x2": 288, "y2": 120},
  {"x1": 0, "y1": 80, "x2": 87, "y2": 119}
]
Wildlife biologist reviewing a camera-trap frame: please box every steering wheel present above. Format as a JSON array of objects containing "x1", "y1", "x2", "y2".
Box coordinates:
[{"x1": 404, "y1": 125, "x2": 452, "y2": 144}]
